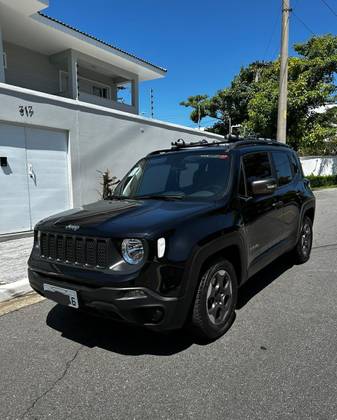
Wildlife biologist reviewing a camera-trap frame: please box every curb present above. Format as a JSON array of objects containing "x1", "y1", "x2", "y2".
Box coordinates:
[{"x1": 0, "y1": 279, "x2": 32, "y2": 303}]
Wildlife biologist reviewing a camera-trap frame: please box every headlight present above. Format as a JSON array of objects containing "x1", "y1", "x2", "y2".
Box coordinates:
[{"x1": 121, "y1": 239, "x2": 145, "y2": 265}]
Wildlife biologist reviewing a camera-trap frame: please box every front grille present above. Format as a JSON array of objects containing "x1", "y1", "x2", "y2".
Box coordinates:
[{"x1": 40, "y1": 232, "x2": 110, "y2": 269}]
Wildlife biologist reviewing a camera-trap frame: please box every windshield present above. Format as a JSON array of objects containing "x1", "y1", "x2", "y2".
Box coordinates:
[{"x1": 114, "y1": 151, "x2": 231, "y2": 200}]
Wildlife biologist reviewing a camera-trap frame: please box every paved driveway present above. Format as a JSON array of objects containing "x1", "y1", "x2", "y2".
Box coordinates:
[
  {"x1": 0, "y1": 236, "x2": 32, "y2": 285},
  {"x1": 0, "y1": 189, "x2": 336, "y2": 419}
]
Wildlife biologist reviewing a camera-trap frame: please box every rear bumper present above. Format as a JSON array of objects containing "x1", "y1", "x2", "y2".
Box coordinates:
[{"x1": 28, "y1": 269, "x2": 186, "y2": 331}]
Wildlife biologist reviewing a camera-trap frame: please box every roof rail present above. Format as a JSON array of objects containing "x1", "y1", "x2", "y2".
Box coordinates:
[
  {"x1": 170, "y1": 138, "x2": 211, "y2": 150},
  {"x1": 148, "y1": 136, "x2": 291, "y2": 157}
]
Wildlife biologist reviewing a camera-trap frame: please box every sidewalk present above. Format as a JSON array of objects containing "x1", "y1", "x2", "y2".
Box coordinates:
[{"x1": 0, "y1": 237, "x2": 33, "y2": 302}]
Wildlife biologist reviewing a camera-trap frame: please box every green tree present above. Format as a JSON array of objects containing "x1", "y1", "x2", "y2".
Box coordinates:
[
  {"x1": 180, "y1": 94, "x2": 209, "y2": 127},
  {"x1": 181, "y1": 35, "x2": 337, "y2": 152}
]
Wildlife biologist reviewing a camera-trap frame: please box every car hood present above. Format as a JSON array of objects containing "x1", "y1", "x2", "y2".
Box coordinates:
[{"x1": 37, "y1": 198, "x2": 218, "y2": 238}]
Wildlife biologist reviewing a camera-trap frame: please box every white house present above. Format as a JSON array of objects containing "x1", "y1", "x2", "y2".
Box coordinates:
[{"x1": 0, "y1": 0, "x2": 222, "y2": 235}]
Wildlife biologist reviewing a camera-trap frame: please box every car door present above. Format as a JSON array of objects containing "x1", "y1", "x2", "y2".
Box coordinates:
[
  {"x1": 271, "y1": 150, "x2": 301, "y2": 244},
  {"x1": 239, "y1": 151, "x2": 281, "y2": 266}
]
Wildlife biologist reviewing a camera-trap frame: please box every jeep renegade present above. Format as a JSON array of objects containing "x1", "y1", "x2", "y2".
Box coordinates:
[{"x1": 28, "y1": 138, "x2": 315, "y2": 341}]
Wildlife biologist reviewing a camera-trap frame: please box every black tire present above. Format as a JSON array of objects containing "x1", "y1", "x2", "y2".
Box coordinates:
[
  {"x1": 190, "y1": 259, "x2": 238, "y2": 342},
  {"x1": 292, "y1": 216, "x2": 313, "y2": 264}
]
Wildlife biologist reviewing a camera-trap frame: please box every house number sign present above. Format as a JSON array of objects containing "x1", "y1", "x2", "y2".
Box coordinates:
[{"x1": 19, "y1": 105, "x2": 34, "y2": 117}]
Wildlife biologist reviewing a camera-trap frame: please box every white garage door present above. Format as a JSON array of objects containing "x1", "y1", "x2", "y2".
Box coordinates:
[{"x1": 0, "y1": 123, "x2": 70, "y2": 235}]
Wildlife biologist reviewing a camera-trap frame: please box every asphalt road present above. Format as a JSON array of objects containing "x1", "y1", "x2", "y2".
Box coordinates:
[{"x1": 0, "y1": 189, "x2": 336, "y2": 420}]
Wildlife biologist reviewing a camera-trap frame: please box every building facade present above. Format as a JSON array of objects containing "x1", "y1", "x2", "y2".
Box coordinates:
[{"x1": 0, "y1": 0, "x2": 222, "y2": 235}]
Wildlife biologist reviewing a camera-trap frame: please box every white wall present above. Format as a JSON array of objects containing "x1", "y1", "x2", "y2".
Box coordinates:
[
  {"x1": 0, "y1": 83, "x2": 223, "y2": 206},
  {"x1": 3, "y1": 41, "x2": 60, "y2": 95},
  {"x1": 300, "y1": 156, "x2": 337, "y2": 176},
  {"x1": 0, "y1": 24, "x2": 5, "y2": 83}
]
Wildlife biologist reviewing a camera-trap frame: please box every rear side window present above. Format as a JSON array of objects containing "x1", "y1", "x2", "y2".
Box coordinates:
[
  {"x1": 238, "y1": 166, "x2": 247, "y2": 196},
  {"x1": 272, "y1": 151, "x2": 293, "y2": 186},
  {"x1": 242, "y1": 152, "x2": 272, "y2": 195},
  {"x1": 289, "y1": 152, "x2": 302, "y2": 176}
]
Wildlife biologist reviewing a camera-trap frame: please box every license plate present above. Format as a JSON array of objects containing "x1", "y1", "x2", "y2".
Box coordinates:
[{"x1": 43, "y1": 283, "x2": 79, "y2": 308}]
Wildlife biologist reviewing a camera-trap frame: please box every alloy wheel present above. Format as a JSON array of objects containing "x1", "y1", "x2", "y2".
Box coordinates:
[
  {"x1": 206, "y1": 269, "x2": 233, "y2": 325},
  {"x1": 301, "y1": 222, "x2": 312, "y2": 257}
]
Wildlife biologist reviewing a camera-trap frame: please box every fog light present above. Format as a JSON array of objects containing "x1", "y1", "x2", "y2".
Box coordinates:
[{"x1": 151, "y1": 308, "x2": 164, "y2": 323}]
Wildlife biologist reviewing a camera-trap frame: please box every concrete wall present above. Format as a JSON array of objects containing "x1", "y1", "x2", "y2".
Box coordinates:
[
  {"x1": 0, "y1": 83, "x2": 223, "y2": 206},
  {"x1": 300, "y1": 156, "x2": 337, "y2": 176},
  {"x1": 3, "y1": 41, "x2": 60, "y2": 95},
  {"x1": 0, "y1": 24, "x2": 5, "y2": 83},
  {"x1": 3, "y1": 43, "x2": 138, "y2": 113}
]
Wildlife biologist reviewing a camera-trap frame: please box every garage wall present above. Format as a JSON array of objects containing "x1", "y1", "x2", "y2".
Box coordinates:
[
  {"x1": 0, "y1": 123, "x2": 70, "y2": 234},
  {"x1": 0, "y1": 84, "x2": 223, "y2": 208}
]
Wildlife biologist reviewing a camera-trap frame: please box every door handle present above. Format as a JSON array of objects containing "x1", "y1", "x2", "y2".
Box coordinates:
[
  {"x1": 28, "y1": 163, "x2": 33, "y2": 178},
  {"x1": 28, "y1": 163, "x2": 36, "y2": 184}
]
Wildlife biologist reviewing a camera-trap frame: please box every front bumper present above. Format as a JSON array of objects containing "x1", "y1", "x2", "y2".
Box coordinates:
[{"x1": 28, "y1": 269, "x2": 186, "y2": 331}]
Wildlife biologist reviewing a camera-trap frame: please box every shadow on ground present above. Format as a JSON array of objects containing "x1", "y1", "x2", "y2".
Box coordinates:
[
  {"x1": 237, "y1": 254, "x2": 294, "y2": 309},
  {"x1": 46, "y1": 254, "x2": 294, "y2": 355},
  {"x1": 47, "y1": 305, "x2": 196, "y2": 356}
]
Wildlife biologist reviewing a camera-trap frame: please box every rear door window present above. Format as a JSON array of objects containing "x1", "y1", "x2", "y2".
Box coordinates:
[{"x1": 272, "y1": 151, "x2": 293, "y2": 186}]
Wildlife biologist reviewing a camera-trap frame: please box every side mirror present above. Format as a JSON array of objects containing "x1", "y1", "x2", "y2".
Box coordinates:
[{"x1": 251, "y1": 178, "x2": 277, "y2": 196}]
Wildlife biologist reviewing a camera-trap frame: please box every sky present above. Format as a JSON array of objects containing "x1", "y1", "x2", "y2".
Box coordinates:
[{"x1": 46, "y1": 0, "x2": 337, "y2": 128}]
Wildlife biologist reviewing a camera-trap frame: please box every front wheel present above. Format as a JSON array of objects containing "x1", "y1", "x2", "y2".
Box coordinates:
[
  {"x1": 292, "y1": 216, "x2": 313, "y2": 264},
  {"x1": 190, "y1": 259, "x2": 238, "y2": 342}
]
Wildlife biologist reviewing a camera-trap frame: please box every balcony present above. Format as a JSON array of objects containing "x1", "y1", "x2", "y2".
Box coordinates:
[
  {"x1": 78, "y1": 91, "x2": 137, "y2": 114},
  {"x1": 1, "y1": 41, "x2": 140, "y2": 115}
]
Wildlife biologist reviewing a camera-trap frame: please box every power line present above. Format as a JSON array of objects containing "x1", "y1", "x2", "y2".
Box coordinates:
[
  {"x1": 319, "y1": 0, "x2": 337, "y2": 19},
  {"x1": 264, "y1": 11, "x2": 280, "y2": 61},
  {"x1": 292, "y1": 11, "x2": 316, "y2": 35}
]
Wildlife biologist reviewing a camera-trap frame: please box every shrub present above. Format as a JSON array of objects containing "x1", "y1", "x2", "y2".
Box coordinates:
[
  {"x1": 306, "y1": 174, "x2": 337, "y2": 188},
  {"x1": 98, "y1": 169, "x2": 120, "y2": 200}
]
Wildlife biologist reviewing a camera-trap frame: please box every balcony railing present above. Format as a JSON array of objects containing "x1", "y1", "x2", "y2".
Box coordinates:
[{"x1": 78, "y1": 91, "x2": 136, "y2": 114}]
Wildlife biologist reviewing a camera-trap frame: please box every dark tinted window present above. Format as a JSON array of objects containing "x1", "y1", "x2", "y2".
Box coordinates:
[
  {"x1": 272, "y1": 151, "x2": 293, "y2": 186},
  {"x1": 289, "y1": 152, "x2": 301, "y2": 175},
  {"x1": 238, "y1": 166, "x2": 247, "y2": 196},
  {"x1": 115, "y1": 152, "x2": 231, "y2": 200},
  {"x1": 242, "y1": 152, "x2": 272, "y2": 195}
]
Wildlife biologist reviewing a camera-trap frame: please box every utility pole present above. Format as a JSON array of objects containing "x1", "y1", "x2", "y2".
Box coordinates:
[
  {"x1": 197, "y1": 104, "x2": 201, "y2": 128},
  {"x1": 150, "y1": 88, "x2": 154, "y2": 118},
  {"x1": 277, "y1": 0, "x2": 291, "y2": 143}
]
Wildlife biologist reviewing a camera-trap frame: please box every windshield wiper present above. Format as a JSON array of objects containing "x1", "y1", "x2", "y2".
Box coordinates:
[{"x1": 135, "y1": 194, "x2": 185, "y2": 201}]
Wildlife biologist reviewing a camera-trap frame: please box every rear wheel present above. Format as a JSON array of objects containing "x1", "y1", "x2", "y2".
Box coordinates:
[
  {"x1": 292, "y1": 216, "x2": 313, "y2": 264},
  {"x1": 190, "y1": 259, "x2": 238, "y2": 342}
]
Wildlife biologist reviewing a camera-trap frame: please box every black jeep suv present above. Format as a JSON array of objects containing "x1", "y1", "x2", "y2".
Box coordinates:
[{"x1": 28, "y1": 138, "x2": 315, "y2": 341}]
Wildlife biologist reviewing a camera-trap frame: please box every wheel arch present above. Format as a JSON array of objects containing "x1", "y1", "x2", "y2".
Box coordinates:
[
  {"x1": 179, "y1": 232, "x2": 247, "y2": 323},
  {"x1": 198, "y1": 245, "x2": 243, "y2": 288},
  {"x1": 297, "y1": 199, "x2": 315, "y2": 241},
  {"x1": 303, "y1": 206, "x2": 315, "y2": 223}
]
